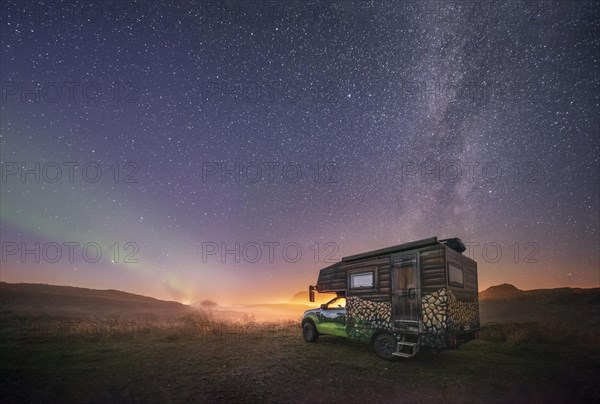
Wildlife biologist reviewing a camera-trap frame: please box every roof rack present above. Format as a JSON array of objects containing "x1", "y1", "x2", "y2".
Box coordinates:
[{"x1": 439, "y1": 238, "x2": 466, "y2": 254}]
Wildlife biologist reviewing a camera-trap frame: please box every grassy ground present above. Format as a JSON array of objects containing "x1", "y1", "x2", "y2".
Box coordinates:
[{"x1": 2, "y1": 326, "x2": 599, "y2": 403}]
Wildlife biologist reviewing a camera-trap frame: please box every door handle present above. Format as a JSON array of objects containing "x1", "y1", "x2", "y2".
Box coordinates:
[{"x1": 408, "y1": 288, "x2": 416, "y2": 299}]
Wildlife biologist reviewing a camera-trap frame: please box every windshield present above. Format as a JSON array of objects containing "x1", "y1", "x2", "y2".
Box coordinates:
[{"x1": 327, "y1": 297, "x2": 346, "y2": 309}]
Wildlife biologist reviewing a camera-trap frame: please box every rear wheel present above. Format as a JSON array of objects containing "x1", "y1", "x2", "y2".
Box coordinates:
[
  {"x1": 302, "y1": 321, "x2": 318, "y2": 342},
  {"x1": 374, "y1": 333, "x2": 397, "y2": 360}
]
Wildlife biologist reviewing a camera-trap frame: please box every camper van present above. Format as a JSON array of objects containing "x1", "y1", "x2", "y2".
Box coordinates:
[{"x1": 301, "y1": 237, "x2": 479, "y2": 359}]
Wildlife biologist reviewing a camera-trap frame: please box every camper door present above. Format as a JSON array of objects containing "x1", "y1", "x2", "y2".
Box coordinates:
[{"x1": 391, "y1": 252, "x2": 420, "y2": 331}]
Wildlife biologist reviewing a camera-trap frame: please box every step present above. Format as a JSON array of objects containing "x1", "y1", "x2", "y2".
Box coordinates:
[
  {"x1": 392, "y1": 351, "x2": 416, "y2": 358},
  {"x1": 397, "y1": 342, "x2": 418, "y2": 347},
  {"x1": 393, "y1": 340, "x2": 420, "y2": 358}
]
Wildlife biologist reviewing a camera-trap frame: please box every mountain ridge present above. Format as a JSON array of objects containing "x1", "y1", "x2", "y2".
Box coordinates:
[
  {"x1": 2, "y1": 282, "x2": 598, "y2": 325},
  {"x1": 0, "y1": 281, "x2": 191, "y2": 316}
]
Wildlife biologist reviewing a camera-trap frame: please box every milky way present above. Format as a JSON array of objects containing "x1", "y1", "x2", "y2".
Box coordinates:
[{"x1": 1, "y1": 1, "x2": 598, "y2": 304}]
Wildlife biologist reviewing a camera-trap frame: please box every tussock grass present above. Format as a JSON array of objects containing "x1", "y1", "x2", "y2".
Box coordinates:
[
  {"x1": 478, "y1": 321, "x2": 600, "y2": 348},
  {"x1": 0, "y1": 311, "x2": 302, "y2": 345}
]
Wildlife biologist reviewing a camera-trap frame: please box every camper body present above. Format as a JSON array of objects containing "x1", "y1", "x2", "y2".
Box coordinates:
[{"x1": 301, "y1": 237, "x2": 479, "y2": 359}]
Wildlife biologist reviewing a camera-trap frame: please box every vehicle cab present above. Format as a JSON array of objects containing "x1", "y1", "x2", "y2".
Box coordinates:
[{"x1": 301, "y1": 296, "x2": 347, "y2": 341}]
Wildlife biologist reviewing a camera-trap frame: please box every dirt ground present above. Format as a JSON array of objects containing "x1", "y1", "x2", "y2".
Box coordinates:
[{"x1": 2, "y1": 331, "x2": 599, "y2": 403}]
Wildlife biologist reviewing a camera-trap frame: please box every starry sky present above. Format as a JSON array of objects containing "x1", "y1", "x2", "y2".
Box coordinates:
[{"x1": 1, "y1": 0, "x2": 598, "y2": 305}]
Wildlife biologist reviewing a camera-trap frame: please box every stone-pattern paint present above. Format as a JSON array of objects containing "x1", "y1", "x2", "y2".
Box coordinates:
[
  {"x1": 345, "y1": 296, "x2": 392, "y2": 342},
  {"x1": 447, "y1": 289, "x2": 480, "y2": 336},
  {"x1": 421, "y1": 288, "x2": 479, "y2": 348},
  {"x1": 346, "y1": 288, "x2": 479, "y2": 348}
]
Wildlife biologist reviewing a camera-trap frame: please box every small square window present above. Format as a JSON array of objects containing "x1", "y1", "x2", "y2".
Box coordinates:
[
  {"x1": 350, "y1": 272, "x2": 374, "y2": 289},
  {"x1": 448, "y1": 263, "x2": 464, "y2": 287}
]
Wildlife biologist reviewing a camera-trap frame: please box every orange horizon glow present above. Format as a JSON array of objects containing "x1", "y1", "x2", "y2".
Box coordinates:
[
  {"x1": 1, "y1": 238, "x2": 598, "y2": 307},
  {"x1": 1, "y1": 264, "x2": 598, "y2": 307}
]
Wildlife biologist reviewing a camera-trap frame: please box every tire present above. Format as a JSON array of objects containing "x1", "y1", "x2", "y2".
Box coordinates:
[
  {"x1": 302, "y1": 321, "x2": 318, "y2": 342},
  {"x1": 374, "y1": 333, "x2": 397, "y2": 360}
]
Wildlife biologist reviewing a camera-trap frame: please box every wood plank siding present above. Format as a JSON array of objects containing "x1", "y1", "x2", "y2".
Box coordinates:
[
  {"x1": 446, "y1": 248, "x2": 478, "y2": 300},
  {"x1": 419, "y1": 244, "x2": 447, "y2": 293},
  {"x1": 314, "y1": 237, "x2": 477, "y2": 302}
]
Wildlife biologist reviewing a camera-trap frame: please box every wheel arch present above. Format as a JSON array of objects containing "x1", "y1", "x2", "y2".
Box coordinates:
[
  {"x1": 302, "y1": 317, "x2": 319, "y2": 331},
  {"x1": 370, "y1": 329, "x2": 396, "y2": 345}
]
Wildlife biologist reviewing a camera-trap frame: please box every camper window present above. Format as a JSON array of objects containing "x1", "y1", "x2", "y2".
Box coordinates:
[
  {"x1": 350, "y1": 271, "x2": 374, "y2": 289},
  {"x1": 448, "y1": 263, "x2": 464, "y2": 287}
]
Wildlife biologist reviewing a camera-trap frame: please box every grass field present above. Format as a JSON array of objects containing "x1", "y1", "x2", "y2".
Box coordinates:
[
  {"x1": 1, "y1": 316, "x2": 599, "y2": 403},
  {"x1": 2, "y1": 283, "x2": 599, "y2": 403}
]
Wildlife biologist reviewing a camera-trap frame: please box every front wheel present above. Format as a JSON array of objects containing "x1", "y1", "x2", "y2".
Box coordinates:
[
  {"x1": 374, "y1": 333, "x2": 397, "y2": 360},
  {"x1": 302, "y1": 321, "x2": 319, "y2": 342}
]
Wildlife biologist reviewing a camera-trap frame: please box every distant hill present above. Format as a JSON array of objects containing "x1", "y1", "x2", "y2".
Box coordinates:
[
  {"x1": 0, "y1": 282, "x2": 192, "y2": 317},
  {"x1": 479, "y1": 283, "x2": 522, "y2": 301},
  {"x1": 289, "y1": 291, "x2": 309, "y2": 304},
  {"x1": 289, "y1": 291, "x2": 336, "y2": 305},
  {"x1": 3, "y1": 281, "x2": 598, "y2": 327},
  {"x1": 479, "y1": 284, "x2": 600, "y2": 327}
]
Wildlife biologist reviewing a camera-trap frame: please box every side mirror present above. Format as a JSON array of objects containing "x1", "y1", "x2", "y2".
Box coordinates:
[
  {"x1": 320, "y1": 304, "x2": 327, "y2": 310},
  {"x1": 309, "y1": 285, "x2": 315, "y2": 302}
]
